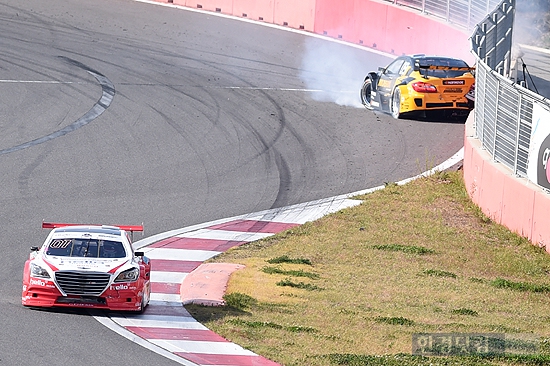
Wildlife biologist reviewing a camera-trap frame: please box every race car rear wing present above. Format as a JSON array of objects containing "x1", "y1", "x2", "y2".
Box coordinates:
[
  {"x1": 416, "y1": 64, "x2": 475, "y2": 79},
  {"x1": 418, "y1": 65, "x2": 475, "y2": 71},
  {"x1": 42, "y1": 222, "x2": 144, "y2": 233}
]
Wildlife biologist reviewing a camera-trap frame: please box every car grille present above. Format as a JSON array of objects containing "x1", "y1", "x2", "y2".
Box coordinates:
[{"x1": 55, "y1": 271, "x2": 111, "y2": 296}]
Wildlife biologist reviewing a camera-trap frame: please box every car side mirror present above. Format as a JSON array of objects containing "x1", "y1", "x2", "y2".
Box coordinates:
[
  {"x1": 30, "y1": 246, "x2": 39, "y2": 252},
  {"x1": 135, "y1": 252, "x2": 150, "y2": 265}
]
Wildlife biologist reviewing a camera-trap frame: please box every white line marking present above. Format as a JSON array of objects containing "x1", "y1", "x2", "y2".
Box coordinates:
[
  {"x1": 0, "y1": 80, "x2": 78, "y2": 84},
  {"x1": 149, "y1": 339, "x2": 257, "y2": 355},
  {"x1": 150, "y1": 293, "x2": 183, "y2": 302},
  {"x1": 143, "y1": 248, "x2": 221, "y2": 261},
  {"x1": 151, "y1": 271, "x2": 188, "y2": 283},
  {"x1": 112, "y1": 315, "x2": 207, "y2": 330},
  {"x1": 217, "y1": 86, "x2": 356, "y2": 93},
  {"x1": 133, "y1": 0, "x2": 392, "y2": 58},
  {"x1": 178, "y1": 228, "x2": 273, "y2": 242}
]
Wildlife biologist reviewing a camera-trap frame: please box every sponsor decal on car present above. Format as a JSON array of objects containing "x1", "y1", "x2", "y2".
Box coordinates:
[
  {"x1": 443, "y1": 80, "x2": 465, "y2": 85},
  {"x1": 30, "y1": 278, "x2": 47, "y2": 287}
]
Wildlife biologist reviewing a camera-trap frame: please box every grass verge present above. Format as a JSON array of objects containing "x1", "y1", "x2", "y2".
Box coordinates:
[{"x1": 185, "y1": 171, "x2": 550, "y2": 366}]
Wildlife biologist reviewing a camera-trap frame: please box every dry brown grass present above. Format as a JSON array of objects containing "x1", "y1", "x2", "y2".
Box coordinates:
[{"x1": 186, "y1": 171, "x2": 550, "y2": 366}]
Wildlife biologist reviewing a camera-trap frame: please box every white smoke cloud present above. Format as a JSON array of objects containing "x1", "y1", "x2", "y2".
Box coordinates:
[{"x1": 299, "y1": 37, "x2": 391, "y2": 108}]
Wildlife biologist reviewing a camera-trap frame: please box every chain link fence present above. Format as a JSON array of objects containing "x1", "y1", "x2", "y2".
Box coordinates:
[
  {"x1": 382, "y1": 0, "x2": 550, "y2": 184},
  {"x1": 384, "y1": 0, "x2": 502, "y2": 31},
  {"x1": 471, "y1": 0, "x2": 550, "y2": 180}
]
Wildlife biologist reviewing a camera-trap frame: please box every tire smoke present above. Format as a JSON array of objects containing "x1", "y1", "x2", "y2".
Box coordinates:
[{"x1": 299, "y1": 37, "x2": 390, "y2": 109}]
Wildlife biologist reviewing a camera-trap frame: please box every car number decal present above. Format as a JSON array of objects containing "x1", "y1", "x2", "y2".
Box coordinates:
[
  {"x1": 49, "y1": 239, "x2": 72, "y2": 249},
  {"x1": 444, "y1": 88, "x2": 463, "y2": 93}
]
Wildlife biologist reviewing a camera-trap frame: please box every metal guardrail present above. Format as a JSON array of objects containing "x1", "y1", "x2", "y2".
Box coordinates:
[
  {"x1": 473, "y1": 62, "x2": 547, "y2": 176},
  {"x1": 470, "y1": 0, "x2": 550, "y2": 181},
  {"x1": 470, "y1": 0, "x2": 515, "y2": 75},
  {"x1": 384, "y1": 0, "x2": 550, "y2": 185},
  {"x1": 385, "y1": 0, "x2": 502, "y2": 31}
]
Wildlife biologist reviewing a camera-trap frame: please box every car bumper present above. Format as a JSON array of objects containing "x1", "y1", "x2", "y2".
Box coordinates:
[
  {"x1": 22, "y1": 280, "x2": 145, "y2": 311},
  {"x1": 401, "y1": 91, "x2": 473, "y2": 113}
]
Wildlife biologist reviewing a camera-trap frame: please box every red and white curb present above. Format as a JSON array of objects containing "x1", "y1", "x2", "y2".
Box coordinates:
[
  {"x1": 94, "y1": 196, "x2": 362, "y2": 366},
  {"x1": 93, "y1": 149, "x2": 464, "y2": 365}
]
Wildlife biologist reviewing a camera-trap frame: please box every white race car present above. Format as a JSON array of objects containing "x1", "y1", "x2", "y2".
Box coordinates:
[{"x1": 22, "y1": 222, "x2": 151, "y2": 313}]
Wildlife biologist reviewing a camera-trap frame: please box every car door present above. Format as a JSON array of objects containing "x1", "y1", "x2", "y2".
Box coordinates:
[{"x1": 377, "y1": 58, "x2": 405, "y2": 111}]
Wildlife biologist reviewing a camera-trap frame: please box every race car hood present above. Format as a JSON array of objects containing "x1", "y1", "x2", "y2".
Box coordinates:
[{"x1": 41, "y1": 255, "x2": 128, "y2": 273}]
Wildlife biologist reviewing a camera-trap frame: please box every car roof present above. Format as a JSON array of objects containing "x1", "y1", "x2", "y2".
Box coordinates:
[
  {"x1": 409, "y1": 54, "x2": 469, "y2": 66},
  {"x1": 408, "y1": 54, "x2": 464, "y2": 61}
]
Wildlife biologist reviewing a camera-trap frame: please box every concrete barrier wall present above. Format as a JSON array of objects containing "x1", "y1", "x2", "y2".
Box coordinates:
[
  {"x1": 155, "y1": 0, "x2": 472, "y2": 62},
  {"x1": 464, "y1": 118, "x2": 550, "y2": 250},
  {"x1": 314, "y1": 0, "x2": 471, "y2": 62}
]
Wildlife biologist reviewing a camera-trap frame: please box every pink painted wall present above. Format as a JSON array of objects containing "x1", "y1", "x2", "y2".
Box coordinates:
[
  {"x1": 314, "y1": 0, "x2": 471, "y2": 62},
  {"x1": 233, "y1": 0, "x2": 274, "y2": 23},
  {"x1": 154, "y1": 0, "x2": 471, "y2": 61},
  {"x1": 463, "y1": 118, "x2": 550, "y2": 250}
]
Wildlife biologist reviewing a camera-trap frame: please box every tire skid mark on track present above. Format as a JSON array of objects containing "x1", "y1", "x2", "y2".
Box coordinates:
[{"x1": 0, "y1": 58, "x2": 114, "y2": 156}]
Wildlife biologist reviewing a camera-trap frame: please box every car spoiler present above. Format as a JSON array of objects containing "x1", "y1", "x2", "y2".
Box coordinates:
[
  {"x1": 418, "y1": 65, "x2": 475, "y2": 71},
  {"x1": 42, "y1": 221, "x2": 144, "y2": 233}
]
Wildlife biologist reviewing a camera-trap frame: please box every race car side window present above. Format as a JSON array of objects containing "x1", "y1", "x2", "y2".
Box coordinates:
[
  {"x1": 399, "y1": 60, "x2": 412, "y2": 76},
  {"x1": 384, "y1": 59, "x2": 405, "y2": 75}
]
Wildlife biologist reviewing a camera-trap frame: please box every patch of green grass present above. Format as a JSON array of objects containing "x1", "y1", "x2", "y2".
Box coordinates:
[
  {"x1": 451, "y1": 308, "x2": 478, "y2": 316},
  {"x1": 228, "y1": 318, "x2": 317, "y2": 333},
  {"x1": 372, "y1": 244, "x2": 435, "y2": 255},
  {"x1": 223, "y1": 292, "x2": 257, "y2": 310},
  {"x1": 321, "y1": 353, "x2": 494, "y2": 366},
  {"x1": 469, "y1": 277, "x2": 485, "y2": 283},
  {"x1": 276, "y1": 278, "x2": 322, "y2": 291},
  {"x1": 266, "y1": 255, "x2": 312, "y2": 265},
  {"x1": 228, "y1": 318, "x2": 283, "y2": 329},
  {"x1": 261, "y1": 265, "x2": 319, "y2": 279},
  {"x1": 422, "y1": 269, "x2": 457, "y2": 278},
  {"x1": 490, "y1": 278, "x2": 550, "y2": 293},
  {"x1": 374, "y1": 316, "x2": 415, "y2": 326}
]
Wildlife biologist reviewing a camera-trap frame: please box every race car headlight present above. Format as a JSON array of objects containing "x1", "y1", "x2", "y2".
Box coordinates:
[
  {"x1": 114, "y1": 268, "x2": 139, "y2": 282},
  {"x1": 30, "y1": 263, "x2": 51, "y2": 279}
]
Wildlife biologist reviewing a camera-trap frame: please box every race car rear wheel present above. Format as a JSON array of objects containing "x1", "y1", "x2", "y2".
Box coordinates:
[
  {"x1": 391, "y1": 88, "x2": 402, "y2": 119},
  {"x1": 360, "y1": 78, "x2": 374, "y2": 110}
]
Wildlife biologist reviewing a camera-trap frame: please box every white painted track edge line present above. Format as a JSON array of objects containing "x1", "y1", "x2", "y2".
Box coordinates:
[
  {"x1": 92, "y1": 313, "x2": 200, "y2": 365},
  {"x1": 132, "y1": 0, "x2": 394, "y2": 58},
  {"x1": 134, "y1": 149, "x2": 464, "y2": 250}
]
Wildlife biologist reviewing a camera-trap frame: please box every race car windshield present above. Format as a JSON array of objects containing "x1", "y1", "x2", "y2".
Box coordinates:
[
  {"x1": 418, "y1": 58, "x2": 470, "y2": 78},
  {"x1": 46, "y1": 238, "x2": 126, "y2": 258}
]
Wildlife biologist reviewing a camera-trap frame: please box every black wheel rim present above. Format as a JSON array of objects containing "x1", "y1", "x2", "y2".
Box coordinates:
[{"x1": 361, "y1": 81, "x2": 372, "y2": 109}]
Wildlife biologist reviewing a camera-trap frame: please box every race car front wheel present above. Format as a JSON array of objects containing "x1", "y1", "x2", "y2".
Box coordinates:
[
  {"x1": 360, "y1": 78, "x2": 374, "y2": 110},
  {"x1": 391, "y1": 88, "x2": 402, "y2": 119}
]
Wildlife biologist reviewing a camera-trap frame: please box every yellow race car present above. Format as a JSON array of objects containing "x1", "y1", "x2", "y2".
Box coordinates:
[{"x1": 360, "y1": 54, "x2": 475, "y2": 121}]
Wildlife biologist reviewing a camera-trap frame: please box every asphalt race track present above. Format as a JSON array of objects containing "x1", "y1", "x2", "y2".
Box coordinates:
[{"x1": 0, "y1": 0, "x2": 466, "y2": 364}]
